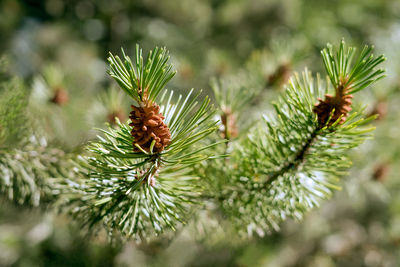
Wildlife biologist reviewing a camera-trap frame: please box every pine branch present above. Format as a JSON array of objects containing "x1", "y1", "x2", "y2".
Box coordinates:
[
  {"x1": 0, "y1": 59, "x2": 75, "y2": 207},
  {"x1": 210, "y1": 68, "x2": 267, "y2": 141},
  {"x1": 0, "y1": 76, "x2": 29, "y2": 147},
  {"x1": 0, "y1": 137, "x2": 73, "y2": 206},
  {"x1": 209, "y1": 41, "x2": 385, "y2": 237},
  {"x1": 62, "y1": 46, "x2": 222, "y2": 240},
  {"x1": 321, "y1": 40, "x2": 386, "y2": 94},
  {"x1": 261, "y1": 127, "x2": 319, "y2": 189}
]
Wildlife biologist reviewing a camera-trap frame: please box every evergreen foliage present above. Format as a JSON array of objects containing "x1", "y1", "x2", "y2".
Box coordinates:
[
  {"x1": 0, "y1": 137, "x2": 70, "y2": 206},
  {"x1": 107, "y1": 45, "x2": 175, "y2": 105},
  {"x1": 0, "y1": 41, "x2": 386, "y2": 241},
  {"x1": 0, "y1": 70, "x2": 28, "y2": 147},
  {"x1": 0, "y1": 61, "x2": 72, "y2": 206},
  {"x1": 2, "y1": 1, "x2": 400, "y2": 265},
  {"x1": 61, "y1": 47, "x2": 222, "y2": 240},
  {"x1": 202, "y1": 41, "x2": 385, "y2": 237}
]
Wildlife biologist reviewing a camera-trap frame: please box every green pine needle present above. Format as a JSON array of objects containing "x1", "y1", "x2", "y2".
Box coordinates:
[{"x1": 108, "y1": 45, "x2": 176, "y2": 105}]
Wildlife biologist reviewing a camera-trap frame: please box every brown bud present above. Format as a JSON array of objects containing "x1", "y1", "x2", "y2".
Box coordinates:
[
  {"x1": 267, "y1": 63, "x2": 291, "y2": 88},
  {"x1": 372, "y1": 162, "x2": 390, "y2": 182},
  {"x1": 50, "y1": 87, "x2": 69, "y2": 106},
  {"x1": 220, "y1": 108, "x2": 238, "y2": 139},
  {"x1": 368, "y1": 100, "x2": 388, "y2": 121},
  {"x1": 179, "y1": 64, "x2": 194, "y2": 80},
  {"x1": 107, "y1": 109, "x2": 126, "y2": 125}
]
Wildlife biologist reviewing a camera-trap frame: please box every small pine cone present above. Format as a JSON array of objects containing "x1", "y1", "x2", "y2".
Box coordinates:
[
  {"x1": 368, "y1": 100, "x2": 388, "y2": 121},
  {"x1": 267, "y1": 63, "x2": 291, "y2": 87},
  {"x1": 372, "y1": 162, "x2": 390, "y2": 182},
  {"x1": 313, "y1": 93, "x2": 353, "y2": 127},
  {"x1": 221, "y1": 109, "x2": 238, "y2": 139},
  {"x1": 129, "y1": 104, "x2": 171, "y2": 153},
  {"x1": 51, "y1": 87, "x2": 69, "y2": 106},
  {"x1": 107, "y1": 109, "x2": 126, "y2": 125}
]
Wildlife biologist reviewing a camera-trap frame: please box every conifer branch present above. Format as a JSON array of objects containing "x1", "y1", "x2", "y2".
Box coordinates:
[
  {"x1": 0, "y1": 62, "x2": 74, "y2": 206},
  {"x1": 321, "y1": 41, "x2": 386, "y2": 94},
  {"x1": 0, "y1": 137, "x2": 73, "y2": 206},
  {"x1": 261, "y1": 128, "x2": 319, "y2": 189},
  {"x1": 0, "y1": 76, "x2": 29, "y2": 147},
  {"x1": 208, "y1": 41, "x2": 385, "y2": 237},
  {"x1": 62, "y1": 46, "x2": 222, "y2": 240},
  {"x1": 1, "y1": 41, "x2": 385, "y2": 242},
  {"x1": 210, "y1": 72, "x2": 262, "y2": 140}
]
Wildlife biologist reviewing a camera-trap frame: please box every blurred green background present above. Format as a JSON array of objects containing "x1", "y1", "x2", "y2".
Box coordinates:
[{"x1": 1, "y1": 0, "x2": 400, "y2": 266}]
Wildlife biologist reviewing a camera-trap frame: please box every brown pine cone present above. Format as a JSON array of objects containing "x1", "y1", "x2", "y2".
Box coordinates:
[
  {"x1": 221, "y1": 108, "x2": 238, "y2": 139},
  {"x1": 107, "y1": 109, "x2": 126, "y2": 125},
  {"x1": 372, "y1": 162, "x2": 390, "y2": 182},
  {"x1": 368, "y1": 100, "x2": 388, "y2": 121},
  {"x1": 50, "y1": 87, "x2": 69, "y2": 106},
  {"x1": 267, "y1": 63, "x2": 291, "y2": 88},
  {"x1": 129, "y1": 104, "x2": 171, "y2": 153},
  {"x1": 313, "y1": 93, "x2": 353, "y2": 127}
]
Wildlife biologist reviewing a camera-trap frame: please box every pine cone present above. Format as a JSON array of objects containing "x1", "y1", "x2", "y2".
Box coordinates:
[
  {"x1": 368, "y1": 100, "x2": 388, "y2": 121},
  {"x1": 107, "y1": 109, "x2": 126, "y2": 125},
  {"x1": 50, "y1": 87, "x2": 69, "y2": 106},
  {"x1": 313, "y1": 93, "x2": 353, "y2": 127},
  {"x1": 129, "y1": 104, "x2": 171, "y2": 153},
  {"x1": 372, "y1": 162, "x2": 390, "y2": 182},
  {"x1": 221, "y1": 109, "x2": 238, "y2": 139},
  {"x1": 267, "y1": 63, "x2": 291, "y2": 87}
]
